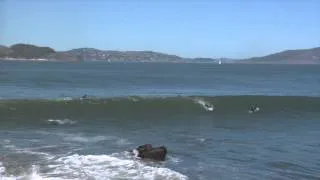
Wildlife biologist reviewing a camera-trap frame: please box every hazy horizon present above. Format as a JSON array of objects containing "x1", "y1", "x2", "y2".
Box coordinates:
[{"x1": 1, "y1": 0, "x2": 319, "y2": 59}]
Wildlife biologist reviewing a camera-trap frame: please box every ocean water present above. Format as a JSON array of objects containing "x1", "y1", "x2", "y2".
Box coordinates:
[{"x1": 0, "y1": 61, "x2": 320, "y2": 180}]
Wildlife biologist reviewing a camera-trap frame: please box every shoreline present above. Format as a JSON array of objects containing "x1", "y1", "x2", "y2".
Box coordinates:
[
  {"x1": 0, "y1": 58, "x2": 221, "y2": 64},
  {"x1": 1, "y1": 57, "x2": 319, "y2": 64}
]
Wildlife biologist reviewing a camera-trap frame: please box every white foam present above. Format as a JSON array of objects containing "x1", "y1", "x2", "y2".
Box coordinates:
[
  {"x1": 63, "y1": 135, "x2": 112, "y2": 143},
  {"x1": 115, "y1": 138, "x2": 132, "y2": 146},
  {"x1": 194, "y1": 98, "x2": 214, "y2": 111},
  {"x1": 0, "y1": 162, "x2": 5, "y2": 175},
  {"x1": 61, "y1": 133, "x2": 130, "y2": 146},
  {"x1": 34, "y1": 130, "x2": 130, "y2": 146},
  {"x1": 1, "y1": 139, "x2": 16, "y2": 149},
  {"x1": 47, "y1": 119, "x2": 77, "y2": 125},
  {"x1": 0, "y1": 175, "x2": 23, "y2": 180},
  {"x1": 3, "y1": 144, "x2": 16, "y2": 149},
  {"x1": 43, "y1": 154, "x2": 188, "y2": 180},
  {"x1": 0, "y1": 152, "x2": 187, "y2": 180},
  {"x1": 35, "y1": 131, "x2": 110, "y2": 143},
  {"x1": 16, "y1": 148, "x2": 52, "y2": 160},
  {"x1": 0, "y1": 162, "x2": 20, "y2": 180},
  {"x1": 2, "y1": 141, "x2": 53, "y2": 160},
  {"x1": 132, "y1": 149, "x2": 139, "y2": 158},
  {"x1": 197, "y1": 138, "x2": 206, "y2": 142},
  {"x1": 3, "y1": 139, "x2": 11, "y2": 144},
  {"x1": 0, "y1": 165, "x2": 45, "y2": 180},
  {"x1": 25, "y1": 165, "x2": 44, "y2": 180},
  {"x1": 56, "y1": 97, "x2": 73, "y2": 101}
]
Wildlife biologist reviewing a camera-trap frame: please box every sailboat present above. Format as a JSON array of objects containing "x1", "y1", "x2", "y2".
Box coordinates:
[{"x1": 218, "y1": 59, "x2": 222, "y2": 64}]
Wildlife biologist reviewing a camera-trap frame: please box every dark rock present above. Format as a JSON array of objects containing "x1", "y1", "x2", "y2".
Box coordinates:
[{"x1": 132, "y1": 144, "x2": 167, "y2": 161}]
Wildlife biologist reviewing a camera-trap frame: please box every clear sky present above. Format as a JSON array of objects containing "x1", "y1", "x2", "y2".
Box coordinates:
[{"x1": 1, "y1": 0, "x2": 319, "y2": 58}]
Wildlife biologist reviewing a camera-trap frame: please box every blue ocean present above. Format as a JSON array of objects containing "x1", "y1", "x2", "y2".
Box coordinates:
[{"x1": 0, "y1": 61, "x2": 319, "y2": 180}]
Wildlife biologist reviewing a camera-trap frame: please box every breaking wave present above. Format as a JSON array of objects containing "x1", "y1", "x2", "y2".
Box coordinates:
[
  {"x1": 0, "y1": 135, "x2": 187, "y2": 179},
  {"x1": 0, "y1": 153, "x2": 188, "y2": 180},
  {"x1": 0, "y1": 95, "x2": 319, "y2": 126},
  {"x1": 45, "y1": 154, "x2": 188, "y2": 180},
  {"x1": 47, "y1": 119, "x2": 77, "y2": 125}
]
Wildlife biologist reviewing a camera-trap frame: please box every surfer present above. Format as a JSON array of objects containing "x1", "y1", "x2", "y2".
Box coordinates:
[
  {"x1": 81, "y1": 94, "x2": 88, "y2": 100},
  {"x1": 204, "y1": 103, "x2": 214, "y2": 111},
  {"x1": 249, "y1": 104, "x2": 260, "y2": 113}
]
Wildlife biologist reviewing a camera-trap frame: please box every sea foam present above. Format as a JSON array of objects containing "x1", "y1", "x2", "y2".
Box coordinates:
[
  {"x1": 47, "y1": 119, "x2": 77, "y2": 125},
  {"x1": 45, "y1": 154, "x2": 188, "y2": 180},
  {"x1": 0, "y1": 154, "x2": 188, "y2": 180},
  {"x1": 0, "y1": 162, "x2": 5, "y2": 175}
]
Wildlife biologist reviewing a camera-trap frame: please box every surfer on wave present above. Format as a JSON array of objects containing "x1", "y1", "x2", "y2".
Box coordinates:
[
  {"x1": 204, "y1": 103, "x2": 214, "y2": 111},
  {"x1": 249, "y1": 104, "x2": 260, "y2": 113},
  {"x1": 80, "y1": 94, "x2": 88, "y2": 100}
]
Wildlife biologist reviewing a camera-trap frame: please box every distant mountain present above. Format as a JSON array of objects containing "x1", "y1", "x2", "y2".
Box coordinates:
[
  {"x1": 0, "y1": 44, "x2": 185, "y2": 62},
  {"x1": 0, "y1": 45, "x2": 13, "y2": 57},
  {"x1": 1, "y1": 43, "x2": 319, "y2": 64},
  {"x1": 7, "y1": 44, "x2": 55, "y2": 59},
  {"x1": 238, "y1": 47, "x2": 320, "y2": 64},
  {"x1": 48, "y1": 48, "x2": 184, "y2": 62}
]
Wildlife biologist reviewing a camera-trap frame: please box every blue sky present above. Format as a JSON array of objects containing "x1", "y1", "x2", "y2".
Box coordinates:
[{"x1": 1, "y1": 0, "x2": 319, "y2": 58}]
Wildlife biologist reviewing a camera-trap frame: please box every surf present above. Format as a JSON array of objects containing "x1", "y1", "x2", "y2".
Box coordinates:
[
  {"x1": 0, "y1": 152, "x2": 188, "y2": 180},
  {"x1": 0, "y1": 95, "x2": 319, "y2": 127}
]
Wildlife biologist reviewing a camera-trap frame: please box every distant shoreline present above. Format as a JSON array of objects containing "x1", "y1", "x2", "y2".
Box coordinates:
[
  {"x1": 0, "y1": 57, "x2": 221, "y2": 64},
  {"x1": 1, "y1": 43, "x2": 319, "y2": 64}
]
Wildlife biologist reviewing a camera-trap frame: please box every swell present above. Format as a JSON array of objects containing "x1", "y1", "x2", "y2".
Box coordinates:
[{"x1": 0, "y1": 95, "x2": 319, "y2": 124}]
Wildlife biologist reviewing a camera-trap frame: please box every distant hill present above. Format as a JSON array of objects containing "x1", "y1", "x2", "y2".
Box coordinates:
[
  {"x1": 238, "y1": 47, "x2": 320, "y2": 64},
  {"x1": 0, "y1": 45, "x2": 13, "y2": 57},
  {"x1": 0, "y1": 44, "x2": 186, "y2": 62},
  {"x1": 8, "y1": 44, "x2": 55, "y2": 59},
  {"x1": 48, "y1": 48, "x2": 184, "y2": 62},
  {"x1": 1, "y1": 43, "x2": 319, "y2": 64}
]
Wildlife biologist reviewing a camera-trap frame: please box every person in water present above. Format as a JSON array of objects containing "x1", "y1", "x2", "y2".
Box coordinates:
[
  {"x1": 249, "y1": 104, "x2": 260, "y2": 113},
  {"x1": 204, "y1": 103, "x2": 214, "y2": 111},
  {"x1": 205, "y1": 104, "x2": 211, "y2": 108}
]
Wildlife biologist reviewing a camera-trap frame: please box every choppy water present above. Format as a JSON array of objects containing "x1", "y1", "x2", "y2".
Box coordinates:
[{"x1": 0, "y1": 61, "x2": 320, "y2": 180}]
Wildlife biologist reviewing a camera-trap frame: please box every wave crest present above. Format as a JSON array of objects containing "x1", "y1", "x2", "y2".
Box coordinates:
[
  {"x1": 0, "y1": 95, "x2": 319, "y2": 124},
  {"x1": 47, "y1": 119, "x2": 77, "y2": 125}
]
